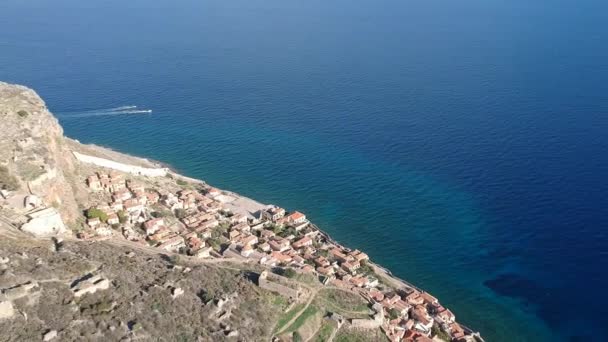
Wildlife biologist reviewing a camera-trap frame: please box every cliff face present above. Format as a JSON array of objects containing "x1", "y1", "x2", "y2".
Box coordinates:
[{"x1": 0, "y1": 82, "x2": 83, "y2": 224}]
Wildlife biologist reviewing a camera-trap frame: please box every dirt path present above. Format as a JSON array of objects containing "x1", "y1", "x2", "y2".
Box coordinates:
[
  {"x1": 304, "y1": 327, "x2": 320, "y2": 342},
  {"x1": 273, "y1": 287, "x2": 319, "y2": 336},
  {"x1": 304, "y1": 321, "x2": 323, "y2": 342},
  {"x1": 326, "y1": 323, "x2": 341, "y2": 342}
]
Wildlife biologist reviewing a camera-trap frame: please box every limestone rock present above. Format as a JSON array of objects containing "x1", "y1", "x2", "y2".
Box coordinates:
[
  {"x1": 20, "y1": 208, "x2": 66, "y2": 237},
  {"x1": 0, "y1": 301, "x2": 14, "y2": 319},
  {"x1": 171, "y1": 287, "x2": 184, "y2": 299},
  {"x1": 1, "y1": 282, "x2": 39, "y2": 301},
  {"x1": 71, "y1": 275, "x2": 111, "y2": 298},
  {"x1": 42, "y1": 330, "x2": 57, "y2": 341}
]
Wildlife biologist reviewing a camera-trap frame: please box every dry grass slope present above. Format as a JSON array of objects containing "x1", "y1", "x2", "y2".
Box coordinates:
[{"x1": 0, "y1": 231, "x2": 283, "y2": 341}]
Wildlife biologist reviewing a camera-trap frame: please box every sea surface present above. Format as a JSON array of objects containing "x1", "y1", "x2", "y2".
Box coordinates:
[{"x1": 1, "y1": 0, "x2": 608, "y2": 340}]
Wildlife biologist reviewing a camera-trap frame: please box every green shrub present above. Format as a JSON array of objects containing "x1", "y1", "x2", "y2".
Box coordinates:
[
  {"x1": 86, "y1": 208, "x2": 108, "y2": 222},
  {"x1": 271, "y1": 224, "x2": 284, "y2": 235},
  {"x1": 432, "y1": 324, "x2": 451, "y2": 341},
  {"x1": 207, "y1": 238, "x2": 221, "y2": 251},
  {"x1": 175, "y1": 208, "x2": 188, "y2": 219},
  {"x1": 211, "y1": 225, "x2": 227, "y2": 239},
  {"x1": 117, "y1": 210, "x2": 128, "y2": 223},
  {"x1": 20, "y1": 163, "x2": 46, "y2": 181},
  {"x1": 170, "y1": 255, "x2": 182, "y2": 264},
  {"x1": 278, "y1": 227, "x2": 296, "y2": 238},
  {"x1": 358, "y1": 262, "x2": 374, "y2": 275},
  {"x1": 282, "y1": 268, "x2": 297, "y2": 278},
  {"x1": 152, "y1": 209, "x2": 173, "y2": 218},
  {"x1": 95, "y1": 300, "x2": 113, "y2": 313},
  {"x1": 17, "y1": 110, "x2": 28, "y2": 118},
  {"x1": 388, "y1": 308, "x2": 400, "y2": 320},
  {"x1": 0, "y1": 166, "x2": 20, "y2": 191},
  {"x1": 151, "y1": 302, "x2": 166, "y2": 314}
]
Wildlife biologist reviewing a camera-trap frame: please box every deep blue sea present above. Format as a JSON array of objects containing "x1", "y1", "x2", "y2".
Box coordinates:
[{"x1": 2, "y1": 0, "x2": 607, "y2": 340}]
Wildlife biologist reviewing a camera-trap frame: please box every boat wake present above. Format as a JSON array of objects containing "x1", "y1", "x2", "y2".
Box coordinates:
[{"x1": 57, "y1": 106, "x2": 152, "y2": 118}]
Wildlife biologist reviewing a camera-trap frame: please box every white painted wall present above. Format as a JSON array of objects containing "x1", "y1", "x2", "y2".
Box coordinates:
[{"x1": 72, "y1": 151, "x2": 168, "y2": 177}]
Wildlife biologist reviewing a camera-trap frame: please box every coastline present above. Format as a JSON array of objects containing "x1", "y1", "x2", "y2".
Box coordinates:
[
  {"x1": 70, "y1": 144, "x2": 484, "y2": 341},
  {"x1": 310, "y1": 221, "x2": 482, "y2": 339}
]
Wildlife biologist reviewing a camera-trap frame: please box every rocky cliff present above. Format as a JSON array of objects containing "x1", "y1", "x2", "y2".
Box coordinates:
[{"x1": 0, "y1": 82, "x2": 87, "y2": 226}]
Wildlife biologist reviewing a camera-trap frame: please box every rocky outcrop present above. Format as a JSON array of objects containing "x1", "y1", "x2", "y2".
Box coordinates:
[
  {"x1": 0, "y1": 281, "x2": 40, "y2": 320},
  {"x1": 20, "y1": 208, "x2": 66, "y2": 236},
  {"x1": 0, "y1": 301, "x2": 14, "y2": 320},
  {"x1": 42, "y1": 330, "x2": 57, "y2": 341},
  {"x1": 71, "y1": 274, "x2": 111, "y2": 297},
  {"x1": 0, "y1": 82, "x2": 88, "y2": 226},
  {"x1": 0, "y1": 281, "x2": 40, "y2": 302}
]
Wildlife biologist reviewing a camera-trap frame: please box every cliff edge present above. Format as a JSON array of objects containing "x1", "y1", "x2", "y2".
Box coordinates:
[{"x1": 0, "y1": 82, "x2": 85, "y2": 227}]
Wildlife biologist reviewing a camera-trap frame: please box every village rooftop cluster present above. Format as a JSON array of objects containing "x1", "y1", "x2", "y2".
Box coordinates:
[{"x1": 81, "y1": 171, "x2": 476, "y2": 342}]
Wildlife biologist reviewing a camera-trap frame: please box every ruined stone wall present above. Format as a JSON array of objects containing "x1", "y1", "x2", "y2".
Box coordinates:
[
  {"x1": 258, "y1": 271, "x2": 299, "y2": 299},
  {"x1": 350, "y1": 318, "x2": 382, "y2": 329}
]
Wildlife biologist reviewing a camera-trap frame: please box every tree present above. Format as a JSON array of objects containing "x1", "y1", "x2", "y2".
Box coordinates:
[
  {"x1": 207, "y1": 238, "x2": 221, "y2": 251},
  {"x1": 170, "y1": 254, "x2": 182, "y2": 264},
  {"x1": 278, "y1": 227, "x2": 296, "y2": 238},
  {"x1": 283, "y1": 268, "x2": 297, "y2": 278},
  {"x1": 152, "y1": 209, "x2": 173, "y2": 218},
  {"x1": 431, "y1": 324, "x2": 451, "y2": 341},
  {"x1": 358, "y1": 262, "x2": 374, "y2": 275},
  {"x1": 117, "y1": 210, "x2": 128, "y2": 223},
  {"x1": 175, "y1": 208, "x2": 188, "y2": 219},
  {"x1": 0, "y1": 166, "x2": 20, "y2": 191},
  {"x1": 388, "y1": 308, "x2": 400, "y2": 320},
  {"x1": 211, "y1": 225, "x2": 226, "y2": 239},
  {"x1": 271, "y1": 224, "x2": 284, "y2": 235},
  {"x1": 86, "y1": 208, "x2": 108, "y2": 222}
]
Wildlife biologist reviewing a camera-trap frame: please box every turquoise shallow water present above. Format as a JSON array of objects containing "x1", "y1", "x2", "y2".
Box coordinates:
[{"x1": 2, "y1": 0, "x2": 608, "y2": 340}]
